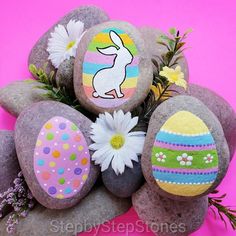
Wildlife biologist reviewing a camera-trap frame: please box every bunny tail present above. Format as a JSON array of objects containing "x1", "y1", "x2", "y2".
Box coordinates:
[{"x1": 93, "y1": 91, "x2": 99, "y2": 98}]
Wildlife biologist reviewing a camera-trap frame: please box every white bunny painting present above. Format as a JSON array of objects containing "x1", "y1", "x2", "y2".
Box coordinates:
[{"x1": 92, "y1": 30, "x2": 133, "y2": 99}]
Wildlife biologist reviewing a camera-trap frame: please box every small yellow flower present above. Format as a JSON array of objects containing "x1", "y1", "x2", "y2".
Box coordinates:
[{"x1": 160, "y1": 66, "x2": 187, "y2": 89}]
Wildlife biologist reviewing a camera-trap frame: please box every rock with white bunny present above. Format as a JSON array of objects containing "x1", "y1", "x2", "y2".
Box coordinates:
[{"x1": 74, "y1": 21, "x2": 153, "y2": 114}]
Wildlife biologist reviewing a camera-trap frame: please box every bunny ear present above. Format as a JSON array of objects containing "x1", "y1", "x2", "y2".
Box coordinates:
[
  {"x1": 109, "y1": 30, "x2": 124, "y2": 48},
  {"x1": 97, "y1": 46, "x2": 118, "y2": 55}
]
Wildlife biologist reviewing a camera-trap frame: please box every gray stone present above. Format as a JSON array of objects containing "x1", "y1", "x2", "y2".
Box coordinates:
[
  {"x1": 176, "y1": 83, "x2": 236, "y2": 160},
  {"x1": 15, "y1": 101, "x2": 99, "y2": 209},
  {"x1": 28, "y1": 6, "x2": 109, "y2": 77},
  {"x1": 102, "y1": 158, "x2": 144, "y2": 198},
  {"x1": 132, "y1": 183, "x2": 208, "y2": 236},
  {"x1": 0, "y1": 80, "x2": 49, "y2": 117},
  {"x1": 0, "y1": 131, "x2": 21, "y2": 217},
  {"x1": 74, "y1": 21, "x2": 153, "y2": 114},
  {"x1": 55, "y1": 58, "x2": 75, "y2": 95},
  {"x1": 0, "y1": 185, "x2": 131, "y2": 236},
  {"x1": 141, "y1": 95, "x2": 230, "y2": 201},
  {"x1": 139, "y1": 26, "x2": 189, "y2": 81}
]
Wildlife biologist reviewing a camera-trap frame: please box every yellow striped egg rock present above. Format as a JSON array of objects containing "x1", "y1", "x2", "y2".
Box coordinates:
[{"x1": 151, "y1": 111, "x2": 219, "y2": 197}]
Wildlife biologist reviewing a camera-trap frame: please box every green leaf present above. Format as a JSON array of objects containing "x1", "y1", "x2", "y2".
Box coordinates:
[
  {"x1": 158, "y1": 35, "x2": 170, "y2": 42},
  {"x1": 169, "y1": 27, "x2": 176, "y2": 36},
  {"x1": 151, "y1": 59, "x2": 159, "y2": 69},
  {"x1": 29, "y1": 64, "x2": 37, "y2": 75}
]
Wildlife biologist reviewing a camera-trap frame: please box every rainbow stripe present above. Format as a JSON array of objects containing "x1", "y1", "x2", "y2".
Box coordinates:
[{"x1": 82, "y1": 27, "x2": 139, "y2": 108}]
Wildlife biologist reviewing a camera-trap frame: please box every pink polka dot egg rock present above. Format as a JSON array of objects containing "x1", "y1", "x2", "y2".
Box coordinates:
[{"x1": 15, "y1": 101, "x2": 99, "y2": 209}]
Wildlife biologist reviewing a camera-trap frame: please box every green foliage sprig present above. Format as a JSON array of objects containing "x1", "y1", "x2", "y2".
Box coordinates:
[
  {"x1": 209, "y1": 190, "x2": 236, "y2": 230},
  {"x1": 29, "y1": 64, "x2": 91, "y2": 118},
  {"x1": 136, "y1": 28, "x2": 191, "y2": 124}
]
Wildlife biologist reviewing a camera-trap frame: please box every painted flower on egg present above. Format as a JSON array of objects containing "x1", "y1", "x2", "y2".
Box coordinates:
[
  {"x1": 151, "y1": 111, "x2": 219, "y2": 197},
  {"x1": 34, "y1": 116, "x2": 90, "y2": 199}
]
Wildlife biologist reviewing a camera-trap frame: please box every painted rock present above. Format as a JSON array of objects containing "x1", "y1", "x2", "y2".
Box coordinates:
[
  {"x1": 176, "y1": 83, "x2": 236, "y2": 160},
  {"x1": 139, "y1": 26, "x2": 189, "y2": 81},
  {"x1": 132, "y1": 183, "x2": 208, "y2": 236},
  {"x1": 15, "y1": 101, "x2": 99, "y2": 209},
  {"x1": 0, "y1": 186, "x2": 131, "y2": 236},
  {"x1": 28, "y1": 6, "x2": 109, "y2": 76},
  {"x1": 0, "y1": 131, "x2": 21, "y2": 217},
  {"x1": 74, "y1": 21, "x2": 153, "y2": 114},
  {"x1": 142, "y1": 95, "x2": 230, "y2": 200},
  {"x1": 102, "y1": 158, "x2": 144, "y2": 198}
]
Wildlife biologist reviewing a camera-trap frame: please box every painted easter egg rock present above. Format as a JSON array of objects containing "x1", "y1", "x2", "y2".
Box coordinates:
[
  {"x1": 142, "y1": 95, "x2": 230, "y2": 200},
  {"x1": 151, "y1": 111, "x2": 219, "y2": 197},
  {"x1": 74, "y1": 21, "x2": 153, "y2": 114},
  {"x1": 15, "y1": 101, "x2": 99, "y2": 209},
  {"x1": 34, "y1": 116, "x2": 90, "y2": 199}
]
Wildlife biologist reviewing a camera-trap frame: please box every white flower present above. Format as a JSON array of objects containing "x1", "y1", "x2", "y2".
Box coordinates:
[
  {"x1": 204, "y1": 154, "x2": 214, "y2": 163},
  {"x1": 177, "y1": 153, "x2": 193, "y2": 166},
  {"x1": 156, "y1": 152, "x2": 166, "y2": 162},
  {"x1": 47, "y1": 20, "x2": 85, "y2": 68},
  {"x1": 89, "y1": 110, "x2": 146, "y2": 175}
]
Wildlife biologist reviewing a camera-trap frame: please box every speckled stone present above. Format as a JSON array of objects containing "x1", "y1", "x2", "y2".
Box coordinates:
[
  {"x1": 176, "y1": 83, "x2": 236, "y2": 160},
  {"x1": 74, "y1": 21, "x2": 153, "y2": 114},
  {"x1": 0, "y1": 185, "x2": 131, "y2": 236},
  {"x1": 0, "y1": 131, "x2": 21, "y2": 217},
  {"x1": 141, "y1": 95, "x2": 230, "y2": 201},
  {"x1": 0, "y1": 80, "x2": 49, "y2": 117},
  {"x1": 102, "y1": 158, "x2": 144, "y2": 198},
  {"x1": 132, "y1": 183, "x2": 208, "y2": 236},
  {"x1": 55, "y1": 58, "x2": 75, "y2": 95},
  {"x1": 15, "y1": 101, "x2": 99, "y2": 209},
  {"x1": 28, "y1": 6, "x2": 109, "y2": 77},
  {"x1": 139, "y1": 26, "x2": 189, "y2": 81}
]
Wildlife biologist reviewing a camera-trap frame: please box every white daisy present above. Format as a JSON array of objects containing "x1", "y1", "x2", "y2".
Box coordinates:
[
  {"x1": 89, "y1": 110, "x2": 146, "y2": 175},
  {"x1": 204, "y1": 154, "x2": 214, "y2": 163},
  {"x1": 47, "y1": 19, "x2": 85, "y2": 68},
  {"x1": 177, "y1": 153, "x2": 193, "y2": 166},
  {"x1": 155, "y1": 152, "x2": 166, "y2": 162}
]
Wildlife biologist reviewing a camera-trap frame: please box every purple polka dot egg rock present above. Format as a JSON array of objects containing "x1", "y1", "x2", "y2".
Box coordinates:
[
  {"x1": 15, "y1": 101, "x2": 99, "y2": 209},
  {"x1": 141, "y1": 95, "x2": 230, "y2": 201},
  {"x1": 74, "y1": 21, "x2": 153, "y2": 114}
]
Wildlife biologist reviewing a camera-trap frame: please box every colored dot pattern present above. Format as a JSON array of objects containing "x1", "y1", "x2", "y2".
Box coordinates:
[{"x1": 34, "y1": 116, "x2": 90, "y2": 199}]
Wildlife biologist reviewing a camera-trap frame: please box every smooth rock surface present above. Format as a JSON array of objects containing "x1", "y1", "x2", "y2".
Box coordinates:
[
  {"x1": 28, "y1": 6, "x2": 109, "y2": 76},
  {"x1": 0, "y1": 80, "x2": 49, "y2": 117},
  {"x1": 0, "y1": 131, "x2": 21, "y2": 217},
  {"x1": 139, "y1": 26, "x2": 189, "y2": 81},
  {"x1": 74, "y1": 21, "x2": 153, "y2": 114},
  {"x1": 55, "y1": 58, "x2": 75, "y2": 95},
  {"x1": 142, "y1": 95, "x2": 230, "y2": 201},
  {"x1": 0, "y1": 186, "x2": 132, "y2": 236},
  {"x1": 177, "y1": 83, "x2": 236, "y2": 160},
  {"x1": 15, "y1": 101, "x2": 99, "y2": 209},
  {"x1": 132, "y1": 183, "x2": 208, "y2": 236},
  {"x1": 102, "y1": 158, "x2": 144, "y2": 198}
]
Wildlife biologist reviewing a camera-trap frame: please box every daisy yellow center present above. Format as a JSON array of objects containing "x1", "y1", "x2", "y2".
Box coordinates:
[
  {"x1": 66, "y1": 41, "x2": 76, "y2": 50},
  {"x1": 110, "y1": 134, "x2": 125, "y2": 150}
]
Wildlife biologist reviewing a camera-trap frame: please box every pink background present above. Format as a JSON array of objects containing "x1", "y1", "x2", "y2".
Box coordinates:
[{"x1": 0, "y1": 0, "x2": 235, "y2": 235}]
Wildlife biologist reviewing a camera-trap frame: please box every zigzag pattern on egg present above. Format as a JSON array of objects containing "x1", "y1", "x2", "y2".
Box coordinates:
[{"x1": 151, "y1": 111, "x2": 219, "y2": 197}]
